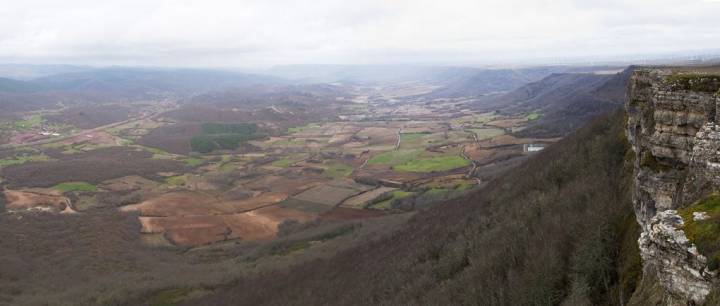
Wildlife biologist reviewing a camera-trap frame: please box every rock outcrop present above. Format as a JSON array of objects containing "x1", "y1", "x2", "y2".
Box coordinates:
[
  {"x1": 639, "y1": 210, "x2": 714, "y2": 304},
  {"x1": 627, "y1": 67, "x2": 720, "y2": 304}
]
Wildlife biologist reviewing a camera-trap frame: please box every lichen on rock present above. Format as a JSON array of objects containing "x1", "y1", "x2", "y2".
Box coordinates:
[{"x1": 639, "y1": 210, "x2": 714, "y2": 304}]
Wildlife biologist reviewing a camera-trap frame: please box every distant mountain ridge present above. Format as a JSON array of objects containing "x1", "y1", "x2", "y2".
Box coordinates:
[
  {"x1": 425, "y1": 66, "x2": 627, "y2": 98},
  {"x1": 0, "y1": 77, "x2": 44, "y2": 93},
  {"x1": 266, "y1": 64, "x2": 481, "y2": 84},
  {"x1": 0, "y1": 67, "x2": 289, "y2": 113},
  {"x1": 0, "y1": 64, "x2": 92, "y2": 80},
  {"x1": 32, "y1": 68, "x2": 287, "y2": 95}
]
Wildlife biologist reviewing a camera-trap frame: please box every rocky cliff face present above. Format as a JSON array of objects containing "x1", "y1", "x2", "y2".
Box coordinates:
[{"x1": 627, "y1": 67, "x2": 720, "y2": 304}]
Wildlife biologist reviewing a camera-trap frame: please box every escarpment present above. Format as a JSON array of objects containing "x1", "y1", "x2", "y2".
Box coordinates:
[{"x1": 627, "y1": 67, "x2": 720, "y2": 305}]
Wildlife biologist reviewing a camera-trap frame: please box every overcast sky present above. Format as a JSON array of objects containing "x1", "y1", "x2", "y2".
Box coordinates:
[{"x1": 1, "y1": 0, "x2": 719, "y2": 68}]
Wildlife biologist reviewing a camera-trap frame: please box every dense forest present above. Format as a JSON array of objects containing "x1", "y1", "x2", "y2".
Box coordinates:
[
  {"x1": 184, "y1": 110, "x2": 642, "y2": 305},
  {"x1": 190, "y1": 123, "x2": 261, "y2": 153}
]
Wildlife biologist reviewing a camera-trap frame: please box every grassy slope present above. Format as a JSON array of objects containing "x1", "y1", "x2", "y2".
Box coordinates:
[{"x1": 186, "y1": 110, "x2": 641, "y2": 306}]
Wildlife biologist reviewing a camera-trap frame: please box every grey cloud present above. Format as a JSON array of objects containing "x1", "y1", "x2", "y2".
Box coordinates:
[{"x1": 0, "y1": 0, "x2": 718, "y2": 68}]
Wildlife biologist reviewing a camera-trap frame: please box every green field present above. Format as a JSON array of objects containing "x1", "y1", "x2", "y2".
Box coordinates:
[
  {"x1": 323, "y1": 163, "x2": 354, "y2": 178},
  {"x1": 53, "y1": 182, "x2": 97, "y2": 193},
  {"x1": 184, "y1": 158, "x2": 204, "y2": 167},
  {"x1": 526, "y1": 112, "x2": 542, "y2": 121},
  {"x1": 0, "y1": 154, "x2": 52, "y2": 168},
  {"x1": 14, "y1": 114, "x2": 44, "y2": 130},
  {"x1": 287, "y1": 123, "x2": 321, "y2": 134},
  {"x1": 146, "y1": 147, "x2": 167, "y2": 155},
  {"x1": 216, "y1": 155, "x2": 237, "y2": 171},
  {"x1": 426, "y1": 131, "x2": 473, "y2": 147},
  {"x1": 165, "y1": 175, "x2": 186, "y2": 186},
  {"x1": 399, "y1": 132, "x2": 429, "y2": 147},
  {"x1": 475, "y1": 113, "x2": 498, "y2": 123},
  {"x1": 371, "y1": 190, "x2": 414, "y2": 210},
  {"x1": 450, "y1": 112, "x2": 497, "y2": 125},
  {"x1": 468, "y1": 128, "x2": 505, "y2": 141},
  {"x1": 394, "y1": 155, "x2": 470, "y2": 172},
  {"x1": 219, "y1": 162, "x2": 237, "y2": 172},
  {"x1": 368, "y1": 149, "x2": 422, "y2": 166},
  {"x1": 272, "y1": 158, "x2": 296, "y2": 167}
]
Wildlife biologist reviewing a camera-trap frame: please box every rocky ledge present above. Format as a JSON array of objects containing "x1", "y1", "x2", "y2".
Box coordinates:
[{"x1": 639, "y1": 210, "x2": 714, "y2": 304}]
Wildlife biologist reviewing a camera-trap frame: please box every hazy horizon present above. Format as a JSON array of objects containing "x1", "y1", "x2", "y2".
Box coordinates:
[{"x1": 1, "y1": 0, "x2": 720, "y2": 69}]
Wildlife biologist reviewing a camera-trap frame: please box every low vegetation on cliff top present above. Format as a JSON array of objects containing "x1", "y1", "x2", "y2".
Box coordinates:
[
  {"x1": 666, "y1": 73, "x2": 720, "y2": 93},
  {"x1": 679, "y1": 194, "x2": 720, "y2": 269}
]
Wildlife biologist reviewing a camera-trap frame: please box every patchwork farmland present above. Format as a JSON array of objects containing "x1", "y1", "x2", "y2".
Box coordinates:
[
  {"x1": 0, "y1": 81, "x2": 556, "y2": 250},
  {"x1": 0, "y1": 79, "x2": 559, "y2": 305}
]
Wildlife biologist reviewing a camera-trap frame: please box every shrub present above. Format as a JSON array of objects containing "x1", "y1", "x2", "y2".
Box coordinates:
[
  {"x1": 189, "y1": 136, "x2": 218, "y2": 153},
  {"x1": 678, "y1": 194, "x2": 720, "y2": 269},
  {"x1": 184, "y1": 158, "x2": 204, "y2": 167},
  {"x1": 666, "y1": 74, "x2": 720, "y2": 93},
  {"x1": 640, "y1": 151, "x2": 670, "y2": 172}
]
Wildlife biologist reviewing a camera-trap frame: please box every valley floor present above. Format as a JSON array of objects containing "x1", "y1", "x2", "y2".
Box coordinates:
[{"x1": 0, "y1": 83, "x2": 557, "y2": 305}]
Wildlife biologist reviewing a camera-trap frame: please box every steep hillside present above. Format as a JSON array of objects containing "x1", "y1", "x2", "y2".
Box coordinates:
[
  {"x1": 475, "y1": 70, "x2": 631, "y2": 137},
  {"x1": 425, "y1": 66, "x2": 626, "y2": 98},
  {"x1": 184, "y1": 110, "x2": 640, "y2": 306},
  {"x1": 425, "y1": 66, "x2": 565, "y2": 97}
]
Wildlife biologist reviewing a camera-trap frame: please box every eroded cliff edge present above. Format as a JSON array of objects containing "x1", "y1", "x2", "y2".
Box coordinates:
[{"x1": 627, "y1": 67, "x2": 720, "y2": 305}]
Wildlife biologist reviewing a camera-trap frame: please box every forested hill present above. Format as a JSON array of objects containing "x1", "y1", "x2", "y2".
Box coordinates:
[
  {"x1": 478, "y1": 68, "x2": 632, "y2": 138},
  {"x1": 184, "y1": 110, "x2": 642, "y2": 306}
]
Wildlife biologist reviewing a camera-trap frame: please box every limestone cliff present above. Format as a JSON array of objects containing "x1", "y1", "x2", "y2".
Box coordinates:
[{"x1": 626, "y1": 67, "x2": 720, "y2": 305}]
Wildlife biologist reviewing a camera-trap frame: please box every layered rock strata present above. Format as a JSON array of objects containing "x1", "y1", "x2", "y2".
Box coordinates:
[{"x1": 627, "y1": 67, "x2": 720, "y2": 304}]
